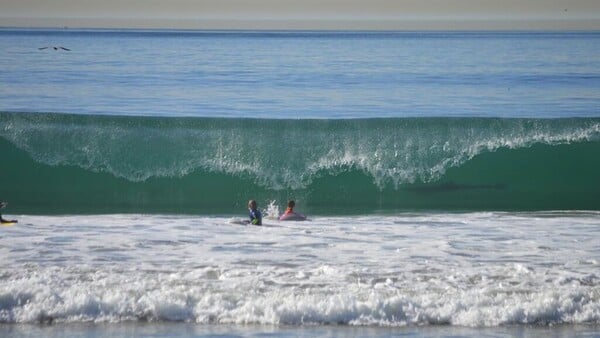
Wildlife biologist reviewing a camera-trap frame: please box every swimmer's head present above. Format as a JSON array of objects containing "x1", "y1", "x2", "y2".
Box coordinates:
[{"x1": 248, "y1": 200, "x2": 257, "y2": 209}]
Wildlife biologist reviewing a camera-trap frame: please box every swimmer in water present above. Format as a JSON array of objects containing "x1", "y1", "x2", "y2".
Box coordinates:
[{"x1": 248, "y1": 199, "x2": 262, "y2": 225}]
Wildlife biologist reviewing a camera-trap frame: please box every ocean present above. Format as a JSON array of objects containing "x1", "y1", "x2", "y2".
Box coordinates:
[{"x1": 0, "y1": 29, "x2": 599, "y2": 337}]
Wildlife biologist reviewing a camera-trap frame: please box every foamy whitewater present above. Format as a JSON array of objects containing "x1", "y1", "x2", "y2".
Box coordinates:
[{"x1": 1, "y1": 210, "x2": 599, "y2": 327}]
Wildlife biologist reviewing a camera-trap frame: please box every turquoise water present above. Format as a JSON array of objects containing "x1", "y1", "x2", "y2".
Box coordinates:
[{"x1": 1, "y1": 112, "x2": 599, "y2": 214}]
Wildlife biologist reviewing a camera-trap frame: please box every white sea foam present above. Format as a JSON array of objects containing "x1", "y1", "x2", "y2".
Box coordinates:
[{"x1": 0, "y1": 212, "x2": 599, "y2": 326}]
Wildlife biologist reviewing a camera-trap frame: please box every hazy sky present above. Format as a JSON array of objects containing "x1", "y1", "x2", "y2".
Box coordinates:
[{"x1": 1, "y1": 0, "x2": 599, "y2": 30}]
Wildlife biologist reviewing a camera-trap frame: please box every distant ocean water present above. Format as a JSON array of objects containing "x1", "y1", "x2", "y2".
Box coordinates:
[
  {"x1": 0, "y1": 29, "x2": 599, "y2": 337},
  {"x1": 1, "y1": 30, "x2": 600, "y2": 119}
]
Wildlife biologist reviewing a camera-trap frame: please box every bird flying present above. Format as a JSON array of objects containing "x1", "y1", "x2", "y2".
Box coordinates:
[{"x1": 38, "y1": 46, "x2": 71, "y2": 51}]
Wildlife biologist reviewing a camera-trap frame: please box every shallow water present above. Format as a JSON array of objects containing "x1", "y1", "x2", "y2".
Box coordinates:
[
  {"x1": 1, "y1": 322, "x2": 600, "y2": 338},
  {"x1": 0, "y1": 212, "x2": 598, "y2": 328}
]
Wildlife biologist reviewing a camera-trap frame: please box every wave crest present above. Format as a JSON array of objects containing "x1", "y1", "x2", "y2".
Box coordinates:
[{"x1": 1, "y1": 113, "x2": 598, "y2": 190}]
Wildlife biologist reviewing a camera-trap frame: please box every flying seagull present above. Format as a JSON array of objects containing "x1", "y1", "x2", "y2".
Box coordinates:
[{"x1": 38, "y1": 46, "x2": 71, "y2": 51}]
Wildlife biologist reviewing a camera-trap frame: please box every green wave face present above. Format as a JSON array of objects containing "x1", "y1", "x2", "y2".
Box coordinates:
[{"x1": 1, "y1": 112, "x2": 599, "y2": 214}]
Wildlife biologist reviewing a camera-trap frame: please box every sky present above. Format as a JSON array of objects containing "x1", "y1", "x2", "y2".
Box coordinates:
[{"x1": 1, "y1": 0, "x2": 600, "y2": 30}]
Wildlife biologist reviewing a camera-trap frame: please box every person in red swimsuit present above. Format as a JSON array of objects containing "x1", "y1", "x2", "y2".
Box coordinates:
[
  {"x1": 279, "y1": 200, "x2": 306, "y2": 221},
  {"x1": 284, "y1": 200, "x2": 297, "y2": 215}
]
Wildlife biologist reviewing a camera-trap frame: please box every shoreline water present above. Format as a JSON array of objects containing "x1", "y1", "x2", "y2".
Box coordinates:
[
  {"x1": 1, "y1": 323, "x2": 600, "y2": 338},
  {"x1": 1, "y1": 213, "x2": 598, "y2": 328}
]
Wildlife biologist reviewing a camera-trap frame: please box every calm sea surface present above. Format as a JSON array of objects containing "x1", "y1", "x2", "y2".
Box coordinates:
[{"x1": 1, "y1": 30, "x2": 599, "y2": 118}]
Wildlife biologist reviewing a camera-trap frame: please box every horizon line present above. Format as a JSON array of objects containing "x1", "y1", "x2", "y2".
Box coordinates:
[{"x1": 1, "y1": 17, "x2": 599, "y2": 31}]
